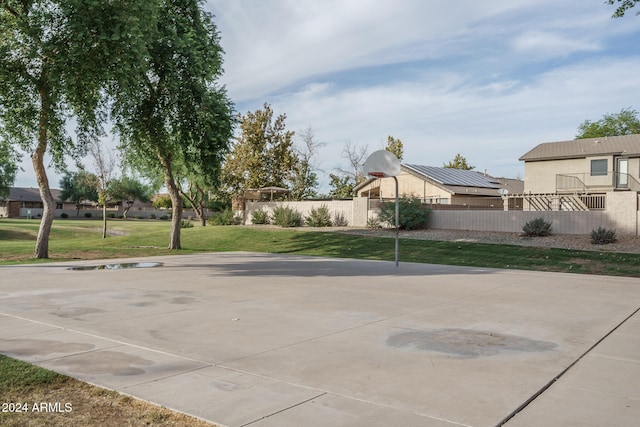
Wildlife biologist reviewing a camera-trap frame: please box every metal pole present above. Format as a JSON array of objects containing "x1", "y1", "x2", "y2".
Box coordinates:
[{"x1": 394, "y1": 176, "x2": 399, "y2": 267}]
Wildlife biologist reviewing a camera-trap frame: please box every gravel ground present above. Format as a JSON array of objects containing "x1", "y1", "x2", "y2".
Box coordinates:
[{"x1": 339, "y1": 228, "x2": 640, "y2": 254}]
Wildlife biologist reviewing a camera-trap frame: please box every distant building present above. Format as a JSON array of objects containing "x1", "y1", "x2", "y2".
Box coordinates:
[
  {"x1": 0, "y1": 187, "x2": 81, "y2": 218},
  {"x1": 519, "y1": 134, "x2": 640, "y2": 194},
  {"x1": 354, "y1": 164, "x2": 523, "y2": 207}
]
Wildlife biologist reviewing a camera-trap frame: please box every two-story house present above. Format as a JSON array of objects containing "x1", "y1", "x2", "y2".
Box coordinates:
[{"x1": 519, "y1": 134, "x2": 640, "y2": 194}]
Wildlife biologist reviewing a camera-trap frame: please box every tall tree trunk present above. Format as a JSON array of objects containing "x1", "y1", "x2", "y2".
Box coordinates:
[
  {"x1": 199, "y1": 204, "x2": 206, "y2": 227},
  {"x1": 182, "y1": 183, "x2": 207, "y2": 226},
  {"x1": 33, "y1": 87, "x2": 54, "y2": 258},
  {"x1": 102, "y1": 201, "x2": 107, "y2": 238},
  {"x1": 159, "y1": 153, "x2": 182, "y2": 249},
  {"x1": 167, "y1": 177, "x2": 182, "y2": 249}
]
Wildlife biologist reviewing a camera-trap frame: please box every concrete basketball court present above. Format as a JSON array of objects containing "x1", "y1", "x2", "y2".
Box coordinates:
[{"x1": 1, "y1": 252, "x2": 639, "y2": 426}]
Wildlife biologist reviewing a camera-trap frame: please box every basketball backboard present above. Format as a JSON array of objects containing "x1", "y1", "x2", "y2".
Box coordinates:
[{"x1": 363, "y1": 150, "x2": 401, "y2": 178}]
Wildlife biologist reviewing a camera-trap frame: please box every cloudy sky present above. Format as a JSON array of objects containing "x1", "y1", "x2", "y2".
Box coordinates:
[{"x1": 14, "y1": 0, "x2": 640, "y2": 191}]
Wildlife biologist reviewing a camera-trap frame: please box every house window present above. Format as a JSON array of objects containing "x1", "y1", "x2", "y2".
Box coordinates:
[{"x1": 590, "y1": 159, "x2": 607, "y2": 176}]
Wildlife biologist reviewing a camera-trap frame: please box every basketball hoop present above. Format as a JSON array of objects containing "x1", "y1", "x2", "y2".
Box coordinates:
[
  {"x1": 363, "y1": 150, "x2": 401, "y2": 178},
  {"x1": 362, "y1": 150, "x2": 401, "y2": 268},
  {"x1": 368, "y1": 172, "x2": 386, "y2": 178}
]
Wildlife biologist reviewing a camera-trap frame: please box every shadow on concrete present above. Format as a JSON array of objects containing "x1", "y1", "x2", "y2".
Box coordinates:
[{"x1": 176, "y1": 254, "x2": 496, "y2": 277}]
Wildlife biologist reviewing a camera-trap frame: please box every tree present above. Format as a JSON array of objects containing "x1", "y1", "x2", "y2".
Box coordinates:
[
  {"x1": 152, "y1": 195, "x2": 172, "y2": 210},
  {"x1": 221, "y1": 103, "x2": 297, "y2": 196},
  {"x1": 329, "y1": 141, "x2": 369, "y2": 199},
  {"x1": 290, "y1": 126, "x2": 323, "y2": 200},
  {"x1": 178, "y1": 173, "x2": 212, "y2": 226},
  {"x1": 443, "y1": 153, "x2": 475, "y2": 170},
  {"x1": 59, "y1": 171, "x2": 99, "y2": 217},
  {"x1": 337, "y1": 141, "x2": 368, "y2": 189},
  {"x1": 328, "y1": 174, "x2": 356, "y2": 199},
  {"x1": 0, "y1": 1, "x2": 156, "y2": 258},
  {"x1": 575, "y1": 108, "x2": 640, "y2": 139},
  {"x1": 108, "y1": 176, "x2": 153, "y2": 218},
  {"x1": 0, "y1": 140, "x2": 18, "y2": 198},
  {"x1": 113, "y1": 0, "x2": 235, "y2": 249},
  {"x1": 385, "y1": 135, "x2": 404, "y2": 161},
  {"x1": 607, "y1": 0, "x2": 640, "y2": 17},
  {"x1": 88, "y1": 141, "x2": 116, "y2": 238},
  {"x1": 340, "y1": 141, "x2": 369, "y2": 185}
]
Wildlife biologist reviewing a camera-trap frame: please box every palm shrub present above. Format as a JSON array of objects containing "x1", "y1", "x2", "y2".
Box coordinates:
[
  {"x1": 305, "y1": 205, "x2": 333, "y2": 227},
  {"x1": 180, "y1": 220, "x2": 194, "y2": 228},
  {"x1": 251, "y1": 209, "x2": 270, "y2": 225},
  {"x1": 378, "y1": 196, "x2": 431, "y2": 230},
  {"x1": 272, "y1": 206, "x2": 303, "y2": 227},
  {"x1": 522, "y1": 217, "x2": 552, "y2": 236},
  {"x1": 591, "y1": 226, "x2": 617, "y2": 244}
]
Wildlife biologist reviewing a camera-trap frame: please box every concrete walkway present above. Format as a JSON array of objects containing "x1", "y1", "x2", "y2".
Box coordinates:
[{"x1": 1, "y1": 252, "x2": 639, "y2": 426}]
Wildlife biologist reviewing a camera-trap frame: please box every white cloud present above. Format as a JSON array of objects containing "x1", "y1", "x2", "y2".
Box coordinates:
[
  {"x1": 511, "y1": 31, "x2": 601, "y2": 57},
  {"x1": 208, "y1": 0, "x2": 572, "y2": 101},
  {"x1": 265, "y1": 56, "x2": 640, "y2": 187}
]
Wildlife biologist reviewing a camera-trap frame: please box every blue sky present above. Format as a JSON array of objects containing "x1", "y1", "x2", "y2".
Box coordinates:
[
  {"x1": 14, "y1": 0, "x2": 640, "y2": 191},
  {"x1": 206, "y1": 0, "x2": 640, "y2": 185}
]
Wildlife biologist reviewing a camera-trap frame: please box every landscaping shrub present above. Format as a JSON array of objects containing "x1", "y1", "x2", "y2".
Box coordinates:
[
  {"x1": 159, "y1": 215, "x2": 169, "y2": 220},
  {"x1": 251, "y1": 209, "x2": 270, "y2": 225},
  {"x1": 180, "y1": 220, "x2": 194, "y2": 228},
  {"x1": 333, "y1": 212, "x2": 349, "y2": 227},
  {"x1": 366, "y1": 216, "x2": 381, "y2": 229},
  {"x1": 591, "y1": 226, "x2": 617, "y2": 244},
  {"x1": 149, "y1": 214, "x2": 156, "y2": 219},
  {"x1": 271, "y1": 206, "x2": 303, "y2": 227},
  {"x1": 378, "y1": 196, "x2": 431, "y2": 230},
  {"x1": 522, "y1": 217, "x2": 552, "y2": 237},
  {"x1": 107, "y1": 213, "x2": 116, "y2": 218},
  {"x1": 208, "y1": 208, "x2": 241, "y2": 225},
  {"x1": 84, "y1": 212, "x2": 92, "y2": 218},
  {"x1": 305, "y1": 205, "x2": 332, "y2": 227},
  {"x1": 60, "y1": 213, "x2": 68, "y2": 219}
]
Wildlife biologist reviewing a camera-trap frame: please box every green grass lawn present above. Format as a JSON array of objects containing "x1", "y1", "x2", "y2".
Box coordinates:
[{"x1": 1, "y1": 218, "x2": 640, "y2": 276}]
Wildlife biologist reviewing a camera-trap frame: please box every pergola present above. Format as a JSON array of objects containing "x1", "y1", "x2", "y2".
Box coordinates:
[{"x1": 243, "y1": 187, "x2": 291, "y2": 202}]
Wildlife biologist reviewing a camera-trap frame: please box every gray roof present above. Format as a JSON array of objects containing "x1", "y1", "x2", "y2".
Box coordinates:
[
  {"x1": 354, "y1": 164, "x2": 523, "y2": 197},
  {"x1": 2, "y1": 187, "x2": 62, "y2": 202},
  {"x1": 520, "y1": 134, "x2": 640, "y2": 161},
  {"x1": 403, "y1": 164, "x2": 501, "y2": 189}
]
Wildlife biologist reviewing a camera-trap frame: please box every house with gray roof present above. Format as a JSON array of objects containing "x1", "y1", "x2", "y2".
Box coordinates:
[
  {"x1": 354, "y1": 164, "x2": 523, "y2": 208},
  {"x1": 519, "y1": 134, "x2": 640, "y2": 194},
  {"x1": 0, "y1": 187, "x2": 70, "y2": 218}
]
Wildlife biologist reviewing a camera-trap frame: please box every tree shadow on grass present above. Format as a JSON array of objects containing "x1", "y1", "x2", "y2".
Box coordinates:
[{"x1": 0, "y1": 229, "x2": 36, "y2": 242}]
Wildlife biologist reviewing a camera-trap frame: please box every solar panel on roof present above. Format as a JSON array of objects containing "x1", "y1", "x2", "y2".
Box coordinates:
[{"x1": 404, "y1": 164, "x2": 500, "y2": 189}]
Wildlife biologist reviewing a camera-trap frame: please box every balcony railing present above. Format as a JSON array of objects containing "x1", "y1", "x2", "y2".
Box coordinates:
[{"x1": 556, "y1": 172, "x2": 640, "y2": 193}]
